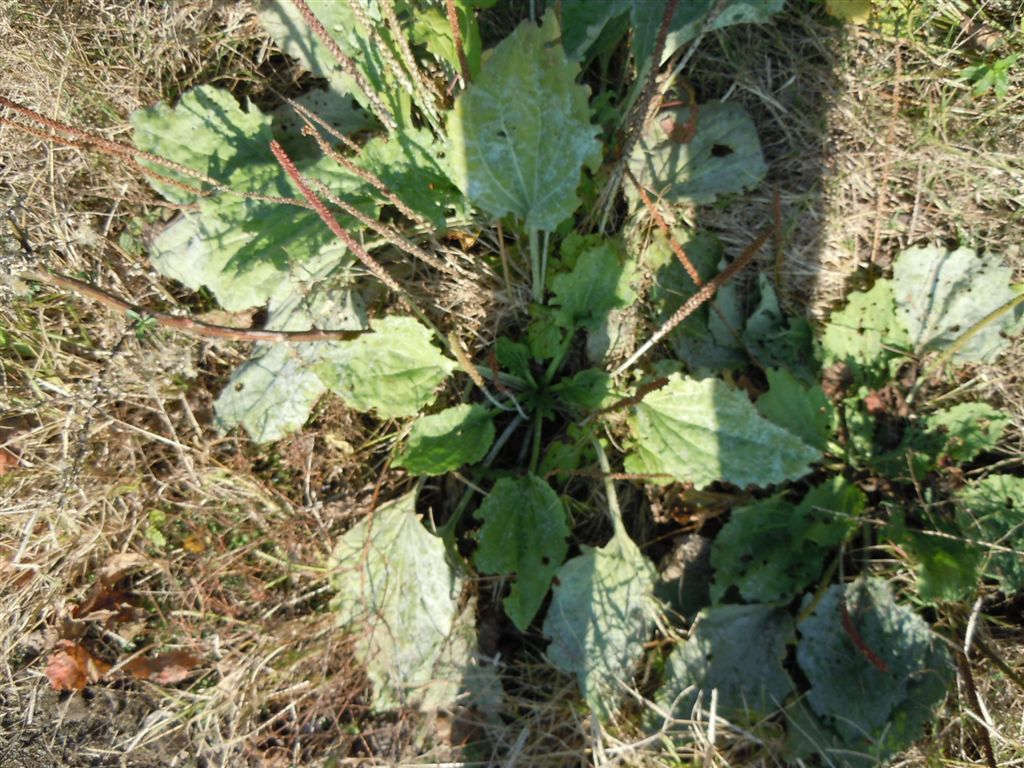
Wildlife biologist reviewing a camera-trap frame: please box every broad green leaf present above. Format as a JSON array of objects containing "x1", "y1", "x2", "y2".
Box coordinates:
[
  {"x1": 624, "y1": 375, "x2": 820, "y2": 489},
  {"x1": 958, "y1": 474, "x2": 1024, "y2": 595},
  {"x1": 893, "y1": 245, "x2": 1017, "y2": 362},
  {"x1": 797, "y1": 579, "x2": 953, "y2": 756},
  {"x1": 820, "y1": 279, "x2": 909, "y2": 372},
  {"x1": 135, "y1": 86, "x2": 375, "y2": 311},
  {"x1": 543, "y1": 527, "x2": 657, "y2": 720},
  {"x1": 925, "y1": 402, "x2": 1009, "y2": 464},
  {"x1": 271, "y1": 87, "x2": 369, "y2": 160},
  {"x1": 658, "y1": 604, "x2": 794, "y2": 719},
  {"x1": 316, "y1": 316, "x2": 456, "y2": 418},
  {"x1": 891, "y1": 514, "x2": 981, "y2": 604},
  {"x1": 756, "y1": 368, "x2": 834, "y2": 452},
  {"x1": 447, "y1": 11, "x2": 601, "y2": 230},
  {"x1": 410, "y1": 1, "x2": 484, "y2": 79},
  {"x1": 474, "y1": 476, "x2": 570, "y2": 630},
  {"x1": 395, "y1": 404, "x2": 495, "y2": 476},
  {"x1": 258, "y1": 0, "x2": 406, "y2": 124},
  {"x1": 131, "y1": 85, "x2": 274, "y2": 204},
  {"x1": 495, "y1": 336, "x2": 534, "y2": 382},
  {"x1": 711, "y1": 479, "x2": 862, "y2": 603},
  {"x1": 214, "y1": 344, "x2": 327, "y2": 443},
  {"x1": 328, "y1": 491, "x2": 470, "y2": 710},
  {"x1": 359, "y1": 126, "x2": 461, "y2": 227},
  {"x1": 627, "y1": 101, "x2": 767, "y2": 206},
  {"x1": 550, "y1": 240, "x2": 635, "y2": 330}
]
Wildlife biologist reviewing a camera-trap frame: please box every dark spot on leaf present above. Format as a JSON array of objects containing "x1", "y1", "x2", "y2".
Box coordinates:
[
  {"x1": 541, "y1": 556, "x2": 550, "y2": 566},
  {"x1": 235, "y1": 383, "x2": 244, "y2": 392},
  {"x1": 710, "y1": 144, "x2": 734, "y2": 158}
]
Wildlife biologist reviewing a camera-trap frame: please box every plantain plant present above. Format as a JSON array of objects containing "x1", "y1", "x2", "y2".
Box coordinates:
[{"x1": 6, "y1": 0, "x2": 1023, "y2": 763}]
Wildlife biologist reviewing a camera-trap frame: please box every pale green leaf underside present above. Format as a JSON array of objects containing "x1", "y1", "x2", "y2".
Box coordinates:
[
  {"x1": 543, "y1": 530, "x2": 657, "y2": 720},
  {"x1": 797, "y1": 578, "x2": 952, "y2": 754},
  {"x1": 474, "y1": 475, "x2": 570, "y2": 631},
  {"x1": 893, "y1": 244, "x2": 1016, "y2": 362},
  {"x1": 448, "y1": 11, "x2": 601, "y2": 230},
  {"x1": 395, "y1": 404, "x2": 495, "y2": 476},
  {"x1": 628, "y1": 101, "x2": 766, "y2": 206},
  {"x1": 214, "y1": 344, "x2": 327, "y2": 443},
  {"x1": 625, "y1": 375, "x2": 820, "y2": 489},
  {"x1": 328, "y1": 491, "x2": 469, "y2": 711},
  {"x1": 316, "y1": 316, "x2": 456, "y2": 418},
  {"x1": 659, "y1": 603, "x2": 794, "y2": 718}
]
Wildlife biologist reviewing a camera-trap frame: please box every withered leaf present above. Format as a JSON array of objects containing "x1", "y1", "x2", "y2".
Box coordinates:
[
  {"x1": 45, "y1": 640, "x2": 112, "y2": 691},
  {"x1": 122, "y1": 651, "x2": 200, "y2": 685}
]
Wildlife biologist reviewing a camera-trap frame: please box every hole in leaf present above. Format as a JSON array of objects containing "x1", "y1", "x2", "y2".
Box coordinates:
[{"x1": 710, "y1": 144, "x2": 734, "y2": 158}]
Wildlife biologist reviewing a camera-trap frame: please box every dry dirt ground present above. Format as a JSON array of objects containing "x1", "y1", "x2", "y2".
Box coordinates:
[{"x1": 2, "y1": 1, "x2": 1023, "y2": 766}]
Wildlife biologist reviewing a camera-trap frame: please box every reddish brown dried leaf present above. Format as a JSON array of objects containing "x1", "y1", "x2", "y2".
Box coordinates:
[
  {"x1": 122, "y1": 651, "x2": 200, "y2": 685},
  {"x1": 45, "y1": 640, "x2": 112, "y2": 691},
  {"x1": 0, "y1": 447, "x2": 19, "y2": 475}
]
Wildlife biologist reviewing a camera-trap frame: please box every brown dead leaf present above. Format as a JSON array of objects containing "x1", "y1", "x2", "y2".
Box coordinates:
[
  {"x1": 122, "y1": 651, "x2": 200, "y2": 685},
  {"x1": 99, "y1": 552, "x2": 149, "y2": 587},
  {"x1": 45, "y1": 640, "x2": 112, "y2": 691},
  {"x1": 0, "y1": 447, "x2": 19, "y2": 475},
  {"x1": 182, "y1": 532, "x2": 206, "y2": 554}
]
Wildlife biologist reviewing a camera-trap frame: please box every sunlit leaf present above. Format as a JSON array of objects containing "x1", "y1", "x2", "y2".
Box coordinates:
[
  {"x1": 958, "y1": 474, "x2": 1024, "y2": 595},
  {"x1": 624, "y1": 375, "x2": 820, "y2": 489},
  {"x1": 329, "y1": 491, "x2": 470, "y2": 710},
  {"x1": 893, "y1": 244, "x2": 1017, "y2": 363},
  {"x1": 395, "y1": 404, "x2": 495, "y2": 476},
  {"x1": 448, "y1": 10, "x2": 601, "y2": 230}
]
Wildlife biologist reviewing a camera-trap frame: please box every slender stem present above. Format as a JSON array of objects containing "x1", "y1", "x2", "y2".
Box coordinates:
[
  {"x1": 529, "y1": 409, "x2": 544, "y2": 475},
  {"x1": 20, "y1": 270, "x2": 364, "y2": 344},
  {"x1": 529, "y1": 227, "x2": 542, "y2": 303},
  {"x1": 544, "y1": 329, "x2": 574, "y2": 384},
  {"x1": 592, "y1": 438, "x2": 624, "y2": 534}
]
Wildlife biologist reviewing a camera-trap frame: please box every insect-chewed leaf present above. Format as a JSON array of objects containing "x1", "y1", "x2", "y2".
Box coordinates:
[
  {"x1": 474, "y1": 475, "x2": 570, "y2": 631},
  {"x1": 543, "y1": 527, "x2": 657, "y2": 720},
  {"x1": 395, "y1": 404, "x2": 495, "y2": 476},
  {"x1": 447, "y1": 10, "x2": 601, "y2": 231},
  {"x1": 710, "y1": 478, "x2": 862, "y2": 603},
  {"x1": 328, "y1": 490, "x2": 472, "y2": 711},
  {"x1": 316, "y1": 317, "x2": 456, "y2": 419},
  {"x1": 657, "y1": 603, "x2": 794, "y2": 721},
  {"x1": 624, "y1": 375, "x2": 820, "y2": 489},
  {"x1": 796, "y1": 579, "x2": 952, "y2": 759},
  {"x1": 820, "y1": 279, "x2": 908, "y2": 373},
  {"x1": 925, "y1": 402, "x2": 1010, "y2": 464},
  {"x1": 892, "y1": 244, "x2": 1017, "y2": 362},
  {"x1": 628, "y1": 101, "x2": 767, "y2": 206}
]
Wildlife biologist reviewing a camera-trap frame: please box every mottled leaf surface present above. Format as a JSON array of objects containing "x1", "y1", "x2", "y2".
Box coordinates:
[
  {"x1": 624, "y1": 375, "x2": 820, "y2": 489},
  {"x1": 628, "y1": 101, "x2": 766, "y2": 205},
  {"x1": 958, "y1": 474, "x2": 1024, "y2": 594},
  {"x1": 893, "y1": 245, "x2": 1016, "y2": 362},
  {"x1": 329, "y1": 491, "x2": 470, "y2": 710},
  {"x1": 550, "y1": 240, "x2": 635, "y2": 331},
  {"x1": 543, "y1": 527, "x2": 657, "y2": 719},
  {"x1": 659, "y1": 604, "x2": 794, "y2": 718},
  {"x1": 448, "y1": 11, "x2": 601, "y2": 230},
  {"x1": 214, "y1": 344, "x2": 328, "y2": 443},
  {"x1": 797, "y1": 579, "x2": 953, "y2": 756},
  {"x1": 474, "y1": 476, "x2": 570, "y2": 630},
  {"x1": 820, "y1": 280, "x2": 909, "y2": 371}
]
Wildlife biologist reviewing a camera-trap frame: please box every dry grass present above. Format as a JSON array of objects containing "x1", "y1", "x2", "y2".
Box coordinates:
[{"x1": 3, "y1": 0, "x2": 1024, "y2": 766}]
